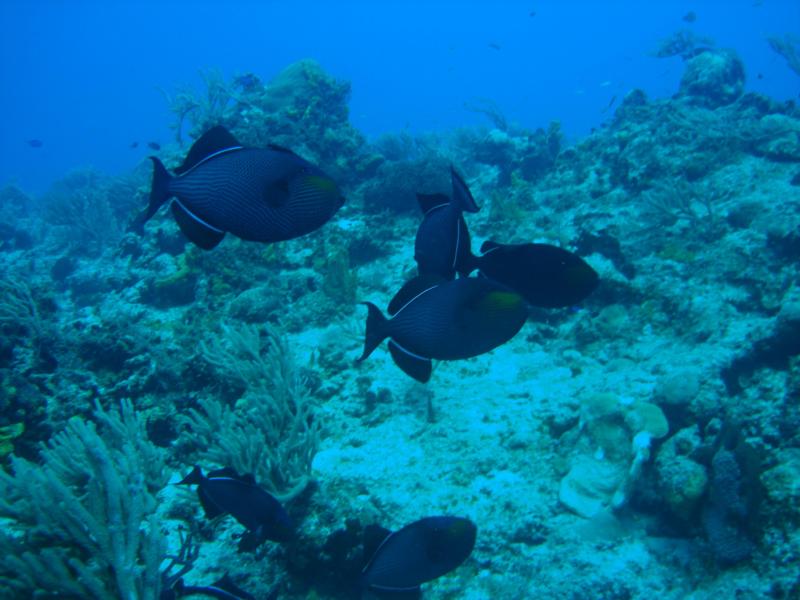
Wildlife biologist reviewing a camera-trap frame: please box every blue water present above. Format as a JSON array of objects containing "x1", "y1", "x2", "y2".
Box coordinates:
[{"x1": 1, "y1": 0, "x2": 797, "y2": 195}]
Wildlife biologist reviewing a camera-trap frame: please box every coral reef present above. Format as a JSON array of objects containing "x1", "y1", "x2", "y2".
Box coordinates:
[
  {"x1": 0, "y1": 400, "x2": 167, "y2": 598},
  {"x1": 1, "y1": 55, "x2": 799, "y2": 599}
]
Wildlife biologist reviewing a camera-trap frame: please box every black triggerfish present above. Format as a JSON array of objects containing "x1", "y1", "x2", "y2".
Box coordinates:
[
  {"x1": 360, "y1": 516, "x2": 476, "y2": 597},
  {"x1": 461, "y1": 240, "x2": 599, "y2": 308},
  {"x1": 414, "y1": 167, "x2": 479, "y2": 280},
  {"x1": 178, "y1": 466, "x2": 293, "y2": 551},
  {"x1": 131, "y1": 126, "x2": 344, "y2": 249},
  {"x1": 162, "y1": 573, "x2": 258, "y2": 600},
  {"x1": 358, "y1": 276, "x2": 528, "y2": 383}
]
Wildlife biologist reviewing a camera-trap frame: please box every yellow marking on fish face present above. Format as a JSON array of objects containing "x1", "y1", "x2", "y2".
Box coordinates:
[{"x1": 304, "y1": 174, "x2": 338, "y2": 194}]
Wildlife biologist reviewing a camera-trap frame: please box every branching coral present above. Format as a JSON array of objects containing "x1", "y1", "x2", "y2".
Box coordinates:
[
  {"x1": 0, "y1": 400, "x2": 168, "y2": 599},
  {"x1": 184, "y1": 322, "x2": 320, "y2": 503}
]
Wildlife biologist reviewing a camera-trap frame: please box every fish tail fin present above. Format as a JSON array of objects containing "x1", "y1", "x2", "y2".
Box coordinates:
[
  {"x1": 358, "y1": 302, "x2": 388, "y2": 362},
  {"x1": 128, "y1": 156, "x2": 172, "y2": 235},
  {"x1": 177, "y1": 465, "x2": 203, "y2": 486}
]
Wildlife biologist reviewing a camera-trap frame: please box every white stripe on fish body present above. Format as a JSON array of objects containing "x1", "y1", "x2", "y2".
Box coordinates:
[{"x1": 175, "y1": 146, "x2": 244, "y2": 178}]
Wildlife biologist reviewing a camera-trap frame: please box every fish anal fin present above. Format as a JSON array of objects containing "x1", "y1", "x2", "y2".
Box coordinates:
[
  {"x1": 388, "y1": 340, "x2": 432, "y2": 383},
  {"x1": 171, "y1": 202, "x2": 225, "y2": 250},
  {"x1": 175, "y1": 126, "x2": 242, "y2": 175},
  {"x1": 363, "y1": 524, "x2": 393, "y2": 567},
  {"x1": 366, "y1": 585, "x2": 423, "y2": 599},
  {"x1": 198, "y1": 488, "x2": 226, "y2": 520}
]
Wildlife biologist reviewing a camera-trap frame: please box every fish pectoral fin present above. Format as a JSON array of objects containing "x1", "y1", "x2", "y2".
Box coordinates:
[
  {"x1": 264, "y1": 178, "x2": 292, "y2": 208},
  {"x1": 388, "y1": 340, "x2": 432, "y2": 383},
  {"x1": 171, "y1": 201, "x2": 225, "y2": 250}
]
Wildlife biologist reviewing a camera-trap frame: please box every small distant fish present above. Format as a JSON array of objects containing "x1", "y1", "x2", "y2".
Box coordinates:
[
  {"x1": 147, "y1": 141, "x2": 161, "y2": 150},
  {"x1": 529, "y1": 10, "x2": 536, "y2": 17},
  {"x1": 600, "y1": 80, "x2": 612, "y2": 88},
  {"x1": 488, "y1": 42, "x2": 502, "y2": 51},
  {"x1": 360, "y1": 517, "x2": 476, "y2": 596},
  {"x1": 178, "y1": 466, "x2": 293, "y2": 551},
  {"x1": 26, "y1": 139, "x2": 43, "y2": 148},
  {"x1": 602, "y1": 95, "x2": 618, "y2": 113},
  {"x1": 163, "y1": 574, "x2": 258, "y2": 600},
  {"x1": 461, "y1": 241, "x2": 599, "y2": 308},
  {"x1": 130, "y1": 141, "x2": 139, "y2": 149},
  {"x1": 757, "y1": 72, "x2": 764, "y2": 80},
  {"x1": 414, "y1": 167, "x2": 479, "y2": 280},
  {"x1": 130, "y1": 125, "x2": 344, "y2": 250},
  {"x1": 358, "y1": 277, "x2": 528, "y2": 382},
  {"x1": 682, "y1": 11, "x2": 697, "y2": 23}
]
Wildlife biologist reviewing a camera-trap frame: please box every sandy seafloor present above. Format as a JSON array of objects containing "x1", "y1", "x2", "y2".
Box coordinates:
[{"x1": 1, "y1": 52, "x2": 799, "y2": 599}]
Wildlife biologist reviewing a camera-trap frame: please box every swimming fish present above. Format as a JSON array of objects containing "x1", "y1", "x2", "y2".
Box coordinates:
[
  {"x1": 130, "y1": 141, "x2": 139, "y2": 149},
  {"x1": 162, "y1": 574, "x2": 258, "y2": 600},
  {"x1": 358, "y1": 276, "x2": 528, "y2": 382},
  {"x1": 131, "y1": 126, "x2": 344, "y2": 249},
  {"x1": 148, "y1": 141, "x2": 161, "y2": 150},
  {"x1": 414, "y1": 167, "x2": 479, "y2": 279},
  {"x1": 682, "y1": 11, "x2": 697, "y2": 23},
  {"x1": 26, "y1": 139, "x2": 43, "y2": 148},
  {"x1": 178, "y1": 466, "x2": 293, "y2": 551},
  {"x1": 461, "y1": 240, "x2": 599, "y2": 308},
  {"x1": 360, "y1": 516, "x2": 476, "y2": 597}
]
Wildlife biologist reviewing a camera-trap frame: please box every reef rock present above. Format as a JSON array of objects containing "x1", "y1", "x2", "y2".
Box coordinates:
[{"x1": 679, "y1": 49, "x2": 745, "y2": 108}]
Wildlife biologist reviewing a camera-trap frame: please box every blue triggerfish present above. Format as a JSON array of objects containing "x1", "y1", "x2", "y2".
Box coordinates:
[
  {"x1": 178, "y1": 466, "x2": 293, "y2": 551},
  {"x1": 414, "y1": 167, "x2": 479, "y2": 280},
  {"x1": 360, "y1": 516, "x2": 476, "y2": 597},
  {"x1": 358, "y1": 276, "x2": 528, "y2": 382},
  {"x1": 131, "y1": 126, "x2": 344, "y2": 249},
  {"x1": 461, "y1": 240, "x2": 599, "y2": 308}
]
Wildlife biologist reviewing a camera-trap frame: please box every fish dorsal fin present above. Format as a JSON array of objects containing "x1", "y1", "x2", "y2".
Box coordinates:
[
  {"x1": 207, "y1": 467, "x2": 241, "y2": 479},
  {"x1": 239, "y1": 473, "x2": 257, "y2": 486},
  {"x1": 450, "y1": 167, "x2": 480, "y2": 213},
  {"x1": 171, "y1": 201, "x2": 225, "y2": 250},
  {"x1": 175, "y1": 126, "x2": 243, "y2": 175},
  {"x1": 416, "y1": 193, "x2": 449, "y2": 215},
  {"x1": 363, "y1": 524, "x2": 393, "y2": 569},
  {"x1": 267, "y1": 143, "x2": 299, "y2": 156},
  {"x1": 387, "y1": 274, "x2": 444, "y2": 316},
  {"x1": 480, "y1": 240, "x2": 502, "y2": 254}
]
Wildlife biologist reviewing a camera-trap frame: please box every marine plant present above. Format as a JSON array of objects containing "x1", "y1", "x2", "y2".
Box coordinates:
[
  {"x1": 184, "y1": 322, "x2": 319, "y2": 502},
  {"x1": 0, "y1": 400, "x2": 167, "y2": 599}
]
